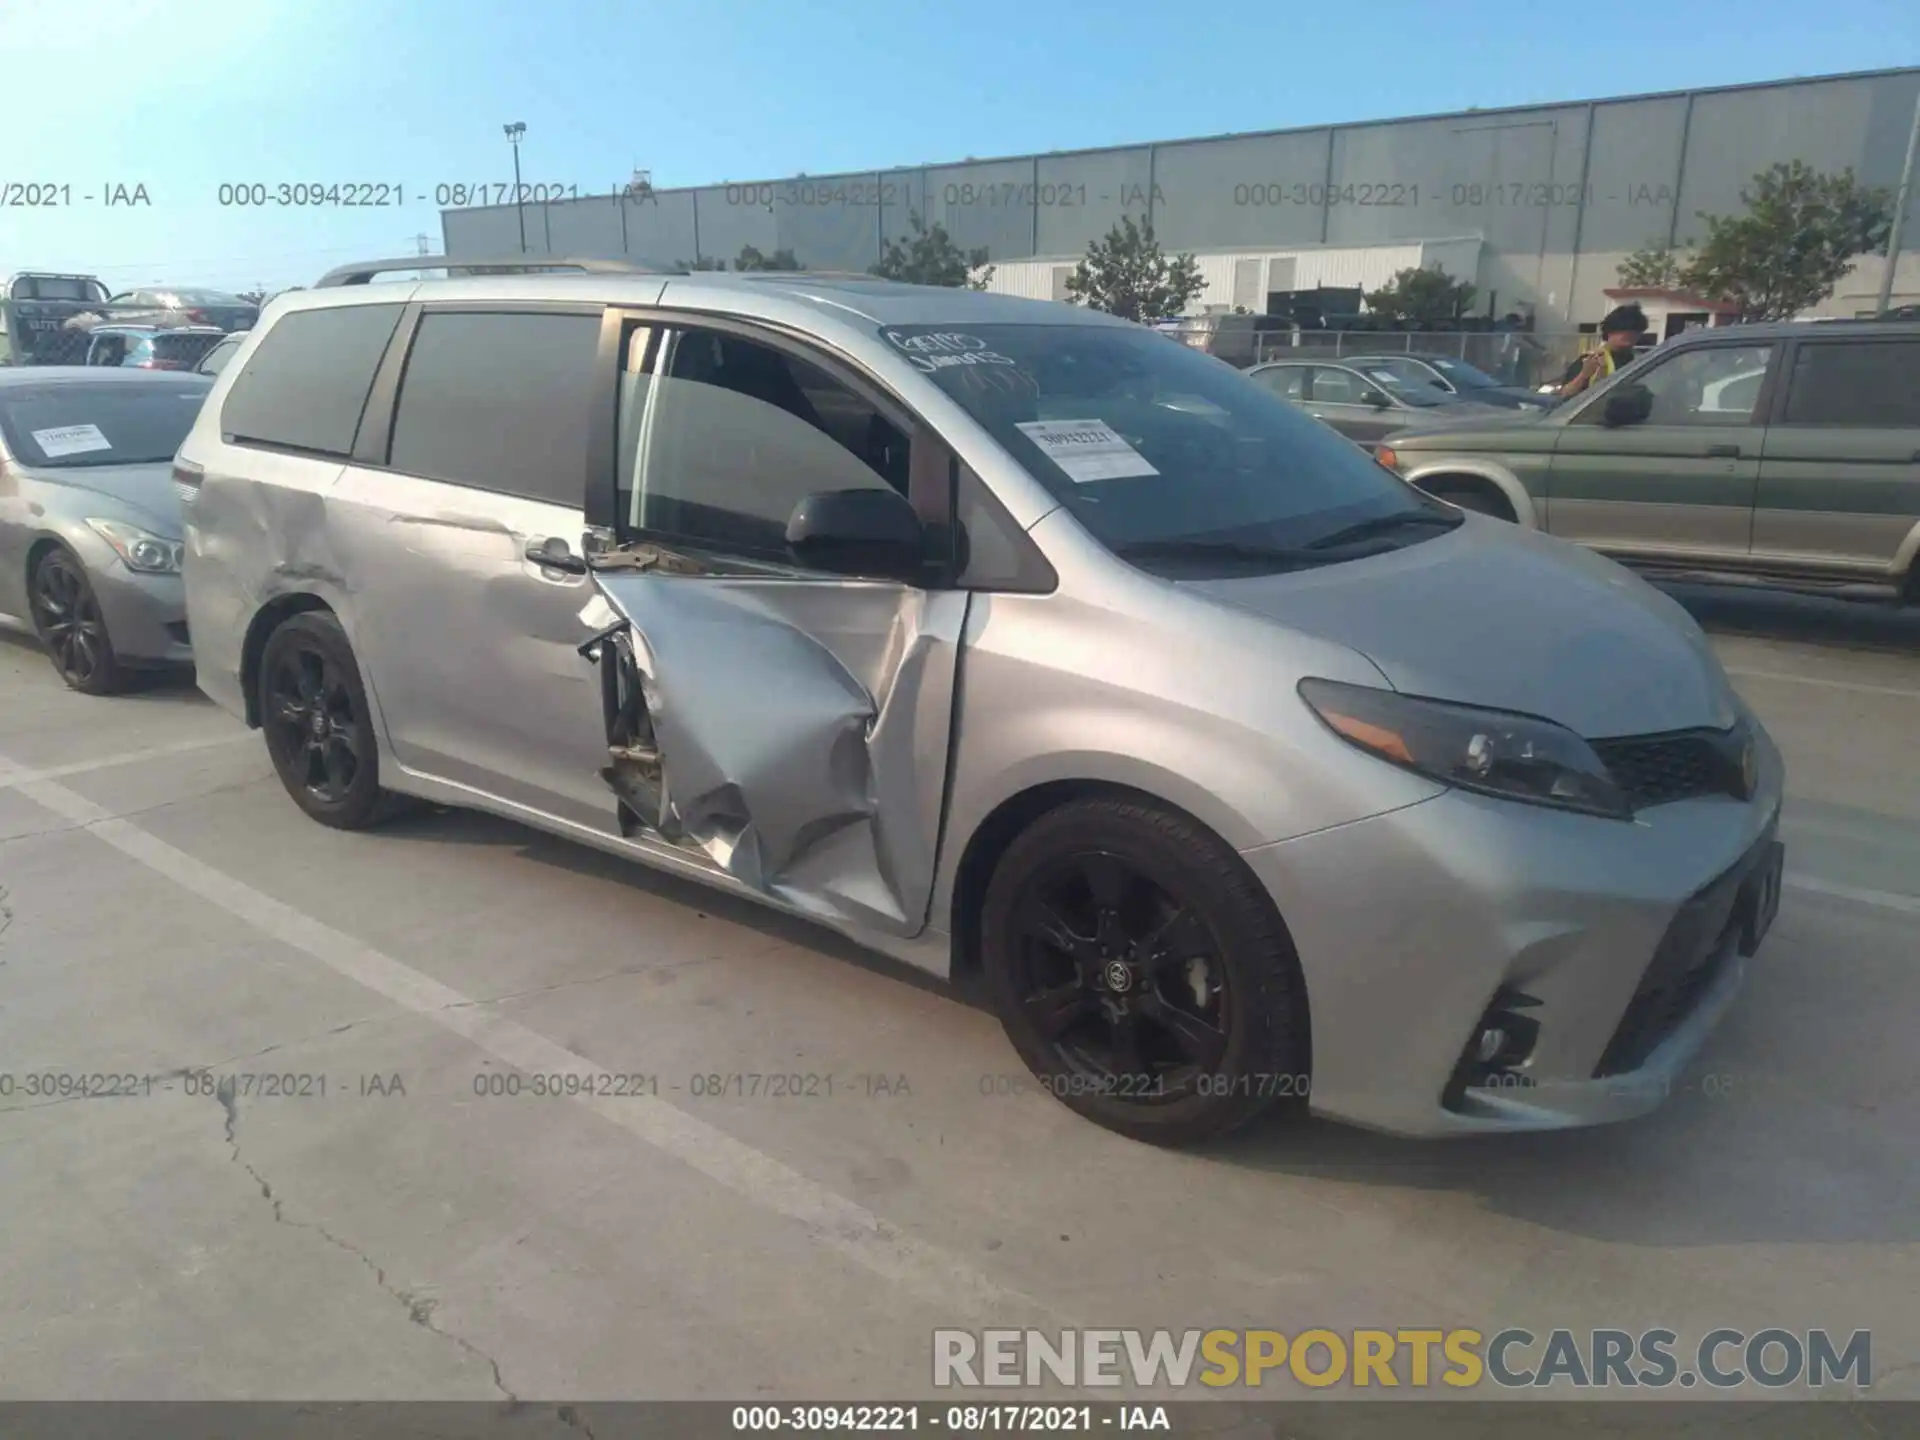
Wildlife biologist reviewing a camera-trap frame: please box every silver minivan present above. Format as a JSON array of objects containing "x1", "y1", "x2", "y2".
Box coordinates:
[{"x1": 176, "y1": 261, "x2": 1785, "y2": 1145}]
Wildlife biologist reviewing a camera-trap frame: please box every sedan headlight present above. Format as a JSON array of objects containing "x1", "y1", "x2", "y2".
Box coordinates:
[
  {"x1": 1299, "y1": 677, "x2": 1631, "y2": 820},
  {"x1": 85, "y1": 518, "x2": 183, "y2": 574}
]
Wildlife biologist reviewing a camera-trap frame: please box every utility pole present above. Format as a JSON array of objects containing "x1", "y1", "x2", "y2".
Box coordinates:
[
  {"x1": 503, "y1": 122, "x2": 528, "y2": 254},
  {"x1": 1877, "y1": 84, "x2": 1920, "y2": 316}
]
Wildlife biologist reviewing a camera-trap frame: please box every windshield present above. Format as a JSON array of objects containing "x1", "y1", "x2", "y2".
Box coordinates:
[
  {"x1": 166, "y1": 288, "x2": 248, "y2": 306},
  {"x1": 0, "y1": 380, "x2": 210, "y2": 467},
  {"x1": 886, "y1": 323, "x2": 1444, "y2": 570},
  {"x1": 1419, "y1": 355, "x2": 1502, "y2": 390}
]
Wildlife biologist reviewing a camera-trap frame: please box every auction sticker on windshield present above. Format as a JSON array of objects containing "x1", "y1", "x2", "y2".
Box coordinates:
[
  {"x1": 30, "y1": 423, "x2": 113, "y2": 457},
  {"x1": 1015, "y1": 419, "x2": 1159, "y2": 483}
]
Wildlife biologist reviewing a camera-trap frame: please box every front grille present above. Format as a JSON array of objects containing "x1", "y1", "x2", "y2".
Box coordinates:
[
  {"x1": 1593, "y1": 826, "x2": 1772, "y2": 1077},
  {"x1": 1592, "y1": 728, "x2": 1745, "y2": 810}
]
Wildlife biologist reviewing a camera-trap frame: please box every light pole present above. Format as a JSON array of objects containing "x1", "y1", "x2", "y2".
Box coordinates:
[
  {"x1": 503, "y1": 121, "x2": 528, "y2": 254},
  {"x1": 1876, "y1": 87, "x2": 1920, "y2": 317}
]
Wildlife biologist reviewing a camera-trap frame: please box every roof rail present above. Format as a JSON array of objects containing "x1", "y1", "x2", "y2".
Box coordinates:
[{"x1": 313, "y1": 256, "x2": 676, "y2": 288}]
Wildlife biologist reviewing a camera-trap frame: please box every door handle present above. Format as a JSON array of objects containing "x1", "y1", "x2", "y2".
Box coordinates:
[
  {"x1": 1705, "y1": 444, "x2": 1741, "y2": 458},
  {"x1": 524, "y1": 536, "x2": 587, "y2": 574}
]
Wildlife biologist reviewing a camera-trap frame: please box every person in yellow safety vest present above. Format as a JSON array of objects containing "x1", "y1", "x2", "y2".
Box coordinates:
[{"x1": 1555, "y1": 303, "x2": 1648, "y2": 400}]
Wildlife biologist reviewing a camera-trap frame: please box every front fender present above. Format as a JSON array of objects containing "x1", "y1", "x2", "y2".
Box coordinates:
[{"x1": 1402, "y1": 457, "x2": 1541, "y2": 529}]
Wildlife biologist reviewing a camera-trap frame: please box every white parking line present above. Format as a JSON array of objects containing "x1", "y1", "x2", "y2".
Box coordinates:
[
  {"x1": 1785, "y1": 875, "x2": 1920, "y2": 916},
  {"x1": 0, "y1": 733, "x2": 255, "y2": 790},
  {"x1": 0, "y1": 749, "x2": 1057, "y2": 1328},
  {"x1": 1722, "y1": 668, "x2": 1920, "y2": 702}
]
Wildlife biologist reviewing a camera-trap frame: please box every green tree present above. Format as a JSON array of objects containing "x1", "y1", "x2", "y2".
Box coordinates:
[
  {"x1": 1363, "y1": 265, "x2": 1477, "y2": 323},
  {"x1": 1678, "y1": 161, "x2": 1893, "y2": 321},
  {"x1": 1616, "y1": 243, "x2": 1688, "y2": 290},
  {"x1": 871, "y1": 212, "x2": 993, "y2": 289},
  {"x1": 1063, "y1": 216, "x2": 1203, "y2": 322}
]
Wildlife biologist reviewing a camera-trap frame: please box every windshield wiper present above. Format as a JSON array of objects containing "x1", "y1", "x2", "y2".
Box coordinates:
[{"x1": 1304, "y1": 509, "x2": 1464, "y2": 551}]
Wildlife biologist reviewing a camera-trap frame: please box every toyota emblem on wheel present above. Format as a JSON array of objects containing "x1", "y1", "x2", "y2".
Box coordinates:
[{"x1": 1103, "y1": 960, "x2": 1133, "y2": 993}]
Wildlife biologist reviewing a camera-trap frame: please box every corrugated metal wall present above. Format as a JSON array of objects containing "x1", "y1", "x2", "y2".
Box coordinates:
[{"x1": 441, "y1": 67, "x2": 1920, "y2": 324}]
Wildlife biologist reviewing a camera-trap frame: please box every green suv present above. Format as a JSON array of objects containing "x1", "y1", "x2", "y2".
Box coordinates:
[{"x1": 1376, "y1": 320, "x2": 1920, "y2": 604}]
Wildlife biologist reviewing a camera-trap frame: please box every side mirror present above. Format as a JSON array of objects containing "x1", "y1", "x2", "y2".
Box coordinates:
[
  {"x1": 1363, "y1": 389, "x2": 1393, "y2": 410},
  {"x1": 785, "y1": 487, "x2": 925, "y2": 581},
  {"x1": 1602, "y1": 384, "x2": 1653, "y2": 427}
]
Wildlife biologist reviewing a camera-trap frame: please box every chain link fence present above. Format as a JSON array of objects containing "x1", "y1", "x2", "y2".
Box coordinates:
[{"x1": 1, "y1": 286, "x2": 256, "y2": 369}]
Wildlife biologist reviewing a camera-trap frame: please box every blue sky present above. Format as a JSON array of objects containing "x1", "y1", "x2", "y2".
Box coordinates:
[{"x1": 7, "y1": 0, "x2": 1916, "y2": 294}]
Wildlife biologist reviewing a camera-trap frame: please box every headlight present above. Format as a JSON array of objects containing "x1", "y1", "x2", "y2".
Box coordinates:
[
  {"x1": 1299, "y1": 677, "x2": 1631, "y2": 820},
  {"x1": 85, "y1": 518, "x2": 183, "y2": 574}
]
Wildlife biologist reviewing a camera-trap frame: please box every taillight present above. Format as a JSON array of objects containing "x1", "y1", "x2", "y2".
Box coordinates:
[{"x1": 173, "y1": 457, "x2": 206, "y2": 508}]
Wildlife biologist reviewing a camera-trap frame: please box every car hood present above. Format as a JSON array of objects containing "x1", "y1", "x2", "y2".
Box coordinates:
[
  {"x1": 1182, "y1": 519, "x2": 1740, "y2": 739},
  {"x1": 33, "y1": 461, "x2": 180, "y2": 534}
]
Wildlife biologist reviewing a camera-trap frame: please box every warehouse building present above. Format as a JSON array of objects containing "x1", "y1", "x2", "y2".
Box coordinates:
[{"x1": 440, "y1": 65, "x2": 1920, "y2": 327}]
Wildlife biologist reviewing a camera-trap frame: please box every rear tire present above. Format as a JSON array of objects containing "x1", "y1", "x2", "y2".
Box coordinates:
[
  {"x1": 980, "y1": 796, "x2": 1309, "y2": 1147},
  {"x1": 257, "y1": 610, "x2": 409, "y2": 830},
  {"x1": 28, "y1": 545, "x2": 128, "y2": 695}
]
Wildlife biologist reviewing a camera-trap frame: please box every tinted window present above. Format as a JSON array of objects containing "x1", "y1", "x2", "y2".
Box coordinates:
[
  {"x1": 1602, "y1": 343, "x2": 1773, "y2": 426},
  {"x1": 12, "y1": 277, "x2": 109, "y2": 302},
  {"x1": 387, "y1": 311, "x2": 601, "y2": 505},
  {"x1": 1254, "y1": 366, "x2": 1306, "y2": 400},
  {"x1": 221, "y1": 303, "x2": 403, "y2": 457},
  {"x1": 1782, "y1": 341, "x2": 1920, "y2": 427},
  {"x1": 0, "y1": 378, "x2": 210, "y2": 467},
  {"x1": 1311, "y1": 368, "x2": 1389, "y2": 406},
  {"x1": 625, "y1": 328, "x2": 907, "y2": 561},
  {"x1": 197, "y1": 336, "x2": 243, "y2": 376},
  {"x1": 885, "y1": 323, "x2": 1437, "y2": 563}
]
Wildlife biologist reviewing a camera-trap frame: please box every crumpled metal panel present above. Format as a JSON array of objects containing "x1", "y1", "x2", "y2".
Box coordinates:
[
  {"x1": 181, "y1": 456, "x2": 356, "y2": 722},
  {"x1": 588, "y1": 570, "x2": 967, "y2": 936}
]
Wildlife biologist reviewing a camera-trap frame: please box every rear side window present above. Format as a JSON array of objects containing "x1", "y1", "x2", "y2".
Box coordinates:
[
  {"x1": 197, "y1": 336, "x2": 243, "y2": 376},
  {"x1": 386, "y1": 311, "x2": 602, "y2": 506},
  {"x1": 221, "y1": 303, "x2": 404, "y2": 457},
  {"x1": 1781, "y1": 341, "x2": 1920, "y2": 427}
]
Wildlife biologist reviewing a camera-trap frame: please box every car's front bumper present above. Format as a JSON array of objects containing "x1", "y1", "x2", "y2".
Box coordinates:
[
  {"x1": 1240, "y1": 728, "x2": 1785, "y2": 1137},
  {"x1": 90, "y1": 562, "x2": 191, "y2": 667}
]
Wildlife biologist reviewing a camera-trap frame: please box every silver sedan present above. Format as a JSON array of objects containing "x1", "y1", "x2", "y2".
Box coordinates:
[{"x1": 0, "y1": 368, "x2": 208, "y2": 693}]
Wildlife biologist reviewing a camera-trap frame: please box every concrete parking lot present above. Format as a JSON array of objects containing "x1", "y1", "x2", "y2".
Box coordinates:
[{"x1": 0, "y1": 587, "x2": 1915, "y2": 1422}]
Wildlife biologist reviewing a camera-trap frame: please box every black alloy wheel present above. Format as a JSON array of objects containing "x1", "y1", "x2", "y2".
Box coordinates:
[
  {"x1": 257, "y1": 611, "x2": 403, "y2": 829},
  {"x1": 28, "y1": 546, "x2": 126, "y2": 694},
  {"x1": 982, "y1": 796, "x2": 1308, "y2": 1146}
]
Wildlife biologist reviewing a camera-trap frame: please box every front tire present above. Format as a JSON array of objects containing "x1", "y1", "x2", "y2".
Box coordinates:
[
  {"x1": 28, "y1": 545, "x2": 127, "y2": 695},
  {"x1": 980, "y1": 796, "x2": 1309, "y2": 1146},
  {"x1": 257, "y1": 611, "x2": 406, "y2": 830}
]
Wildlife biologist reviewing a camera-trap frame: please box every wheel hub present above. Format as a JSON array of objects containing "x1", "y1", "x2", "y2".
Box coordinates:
[
  {"x1": 308, "y1": 710, "x2": 329, "y2": 740},
  {"x1": 1101, "y1": 959, "x2": 1134, "y2": 993}
]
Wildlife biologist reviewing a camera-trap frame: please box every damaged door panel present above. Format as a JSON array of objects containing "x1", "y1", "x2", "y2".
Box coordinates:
[{"x1": 581, "y1": 560, "x2": 968, "y2": 937}]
